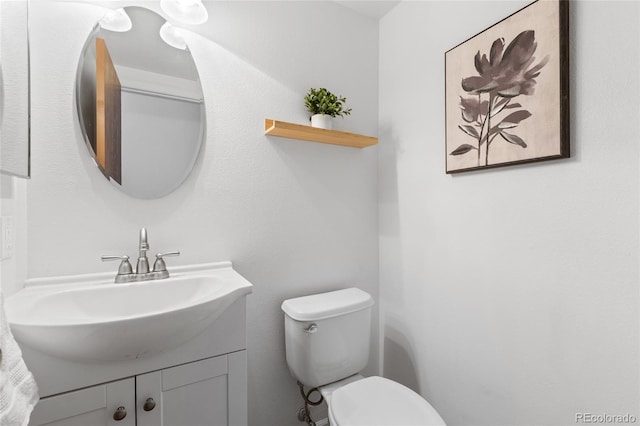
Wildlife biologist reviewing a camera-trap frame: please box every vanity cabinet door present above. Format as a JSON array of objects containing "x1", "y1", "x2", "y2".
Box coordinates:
[
  {"x1": 29, "y1": 378, "x2": 135, "y2": 426},
  {"x1": 137, "y1": 351, "x2": 247, "y2": 426},
  {"x1": 28, "y1": 351, "x2": 247, "y2": 426}
]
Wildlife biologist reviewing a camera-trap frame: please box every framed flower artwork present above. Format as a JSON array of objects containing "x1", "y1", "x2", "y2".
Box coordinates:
[{"x1": 445, "y1": 0, "x2": 570, "y2": 174}]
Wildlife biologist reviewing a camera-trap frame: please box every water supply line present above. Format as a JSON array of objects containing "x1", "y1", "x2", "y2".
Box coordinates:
[{"x1": 297, "y1": 381, "x2": 323, "y2": 426}]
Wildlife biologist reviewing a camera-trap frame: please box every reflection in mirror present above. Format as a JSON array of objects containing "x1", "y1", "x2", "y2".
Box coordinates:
[
  {"x1": 0, "y1": 0, "x2": 30, "y2": 178},
  {"x1": 76, "y1": 6, "x2": 205, "y2": 199}
]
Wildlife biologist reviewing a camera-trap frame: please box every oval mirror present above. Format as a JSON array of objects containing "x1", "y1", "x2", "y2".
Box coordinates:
[{"x1": 76, "y1": 6, "x2": 205, "y2": 199}]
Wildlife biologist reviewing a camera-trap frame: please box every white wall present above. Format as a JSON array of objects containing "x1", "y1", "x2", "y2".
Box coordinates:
[
  {"x1": 379, "y1": 1, "x2": 639, "y2": 425},
  {"x1": 25, "y1": 1, "x2": 379, "y2": 425},
  {"x1": 120, "y1": 91, "x2": 202, "y2": 199},
  {"x1": 0, "y1": 0, "x2": 30, "y2": 177}
]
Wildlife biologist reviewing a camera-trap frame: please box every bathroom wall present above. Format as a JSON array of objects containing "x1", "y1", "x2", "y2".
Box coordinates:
[
  {"x1": 379, "y1": 1, "x2": 639, "y2": 425},
  {"x1": 120, "y1": 91, "x2": 202, "y2": 199},
  {"x1": 24, "y1": 1, "x2": 379, "y2": 425}
]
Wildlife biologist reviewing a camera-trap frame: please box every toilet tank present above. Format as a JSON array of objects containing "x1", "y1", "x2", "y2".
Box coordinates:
[{"x1": 281, "y1": 288, "x2": 374, "y2": 388}]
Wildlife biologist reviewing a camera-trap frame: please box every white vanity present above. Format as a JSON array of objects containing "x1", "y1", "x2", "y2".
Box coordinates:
[{"x1": 7, "y1": 262, "x2": 252, "y2": 426}]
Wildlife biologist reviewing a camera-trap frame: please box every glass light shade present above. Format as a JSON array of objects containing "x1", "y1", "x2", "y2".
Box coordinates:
[
  {"x1": 160, "y1": 0, "x2": 208, "y2": 25},
  {"x1": 159, "y1": 22, "x2": 187, "y2": 50},
  {"x1": 98, "y1": 8, "x2": 132, "y2": 32}
]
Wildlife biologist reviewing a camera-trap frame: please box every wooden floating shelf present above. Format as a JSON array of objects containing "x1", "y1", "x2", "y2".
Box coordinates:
[{"x1": 264, "y1": 119, "x2": 377, "y2": 148}]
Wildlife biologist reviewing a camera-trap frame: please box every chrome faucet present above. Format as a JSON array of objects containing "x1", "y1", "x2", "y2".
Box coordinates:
[
  {"x1": 137, "y1": 227, "x2": 150, "y2": 274},
  {"x1": 102, "y1": 227, "x2": 180, "y2": 283}
]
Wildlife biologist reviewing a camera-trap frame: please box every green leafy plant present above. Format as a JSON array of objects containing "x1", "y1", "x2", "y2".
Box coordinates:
[{"x1": 304, "y1": 87, "x2": 352, "y2": 119}]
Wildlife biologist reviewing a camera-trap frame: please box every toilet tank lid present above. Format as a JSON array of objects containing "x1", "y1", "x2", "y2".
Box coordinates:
[{"x1": 281, "y1": 288, "x2": 374, "y2": 321}]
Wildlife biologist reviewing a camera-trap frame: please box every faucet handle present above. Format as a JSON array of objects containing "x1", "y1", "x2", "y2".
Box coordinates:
[
  {"x1": 101, "y1": 255, "x2": 134, "y2": 275},
  {"x1": 153, "y1": 251, "x2": 180, "y2": 273}
]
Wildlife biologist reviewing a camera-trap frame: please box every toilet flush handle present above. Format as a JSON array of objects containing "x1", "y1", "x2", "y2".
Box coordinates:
[{"x1": 303, "y1": 323, "x2": 318, "y2": 334}]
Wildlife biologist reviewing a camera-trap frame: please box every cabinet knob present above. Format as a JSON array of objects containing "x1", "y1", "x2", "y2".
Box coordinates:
[
  {"x1": 113, "y1": 406, "x2": 127, "y2": 421},
  {"x1": 143, "y1": 397, "x2": 156, "y2": 412}
]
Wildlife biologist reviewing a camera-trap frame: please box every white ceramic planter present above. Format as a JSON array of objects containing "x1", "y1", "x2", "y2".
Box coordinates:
[{"x1": 311, "y1": 114, "x2": 333, "y2": 130}]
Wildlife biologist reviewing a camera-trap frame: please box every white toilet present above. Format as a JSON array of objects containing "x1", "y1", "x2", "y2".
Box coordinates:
[{"x1": 282, "y1": 287, "x2": 446, "y2": 426}]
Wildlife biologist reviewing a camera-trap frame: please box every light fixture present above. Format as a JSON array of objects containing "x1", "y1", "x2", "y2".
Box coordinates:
[
  {"x1": 160, "y1": 0, "x2": 208, "y2": 25},
  {"x1": 98, "y1": 8, "x2": 132, "y2": 32},
  {"x1": 160, "y1": 22, "x2": 187, "y2": 50}
]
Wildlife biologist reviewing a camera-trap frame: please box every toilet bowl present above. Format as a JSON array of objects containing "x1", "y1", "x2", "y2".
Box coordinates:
[
  {"x1": 281, "y1": 288, "x2": 446, "y2": 426},
  {"x1": 320, "y1": 375, "x2": 445, "y2": 426}
]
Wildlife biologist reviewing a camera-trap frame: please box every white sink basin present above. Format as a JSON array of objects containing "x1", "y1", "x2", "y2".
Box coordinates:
[{"x1": 6, "y1": 262, "x2": 252, "y2": 362}]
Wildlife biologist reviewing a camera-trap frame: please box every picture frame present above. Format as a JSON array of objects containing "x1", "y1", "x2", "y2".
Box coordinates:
[{"x1": 445, "y1": 0, "x2": 569, "y2": 174}]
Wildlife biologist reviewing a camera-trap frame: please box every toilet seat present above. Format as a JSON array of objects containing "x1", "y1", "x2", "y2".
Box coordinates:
[{"x1": 328, "y1": 376, "x2": 446, "y2": 426}]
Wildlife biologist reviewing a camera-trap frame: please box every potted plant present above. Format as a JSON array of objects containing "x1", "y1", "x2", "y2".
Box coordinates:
[{"x1": 304, "y1": 87, "x2": 352, "y2": 130}]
